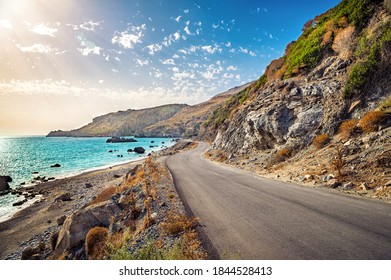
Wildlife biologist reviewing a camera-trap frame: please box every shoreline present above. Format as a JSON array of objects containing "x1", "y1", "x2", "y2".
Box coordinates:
[{"x1": 0, "y1": 158, "x2": 145, "y2": 259}]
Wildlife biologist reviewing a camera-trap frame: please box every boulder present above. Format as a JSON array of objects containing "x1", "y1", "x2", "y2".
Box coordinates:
[
  {"x1": 55, "y1": 192, "x2": 72, "y2": 202},
  {"x1": 85, "y1": 183, "x2": 93, "y2": 188},
  {"x1": 134, "y1": 147, "x2": 145, "y2": 154},
  {"x1": 51, "y1": 164, "x2": 61, "y2": 168},
  {"x1": 53, "y1": 201, "x2": 121, "y2": 259},
  {"x1": 327, "y1": 179, "x2": 341, "y2": 188},
  {"x1": 57, "y1": 215, "x2": 67, "y2": 226},
  {"x1": 0, "y1": 175, "x2": 12, "y2": 191},
  {"x1": 127, "y1": 149, "x2": 133, "y2": 152},
  {"x1": 13, "y1": 199, "x2": 27, "y2": 206},
  {"x1": 106, "y1": 137, "x2": 137, "y2": 143}
]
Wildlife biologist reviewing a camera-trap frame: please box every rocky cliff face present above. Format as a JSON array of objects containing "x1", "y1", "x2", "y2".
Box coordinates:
[
  {"x1": 137, "y1": 83, "x2": 251, "y2": 138},
  {"x1": 47, "y1": 104, "x2": 188, "y2": 137},
  {"x1": 210, "y1": 1, "x2": 391, "y2": 156}
]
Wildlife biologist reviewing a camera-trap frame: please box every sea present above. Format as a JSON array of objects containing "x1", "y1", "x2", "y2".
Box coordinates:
[{"x1": 0, "y1": 136, "x2": 175, "y2": 220}]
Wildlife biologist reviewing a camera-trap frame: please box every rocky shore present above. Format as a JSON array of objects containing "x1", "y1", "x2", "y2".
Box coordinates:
[
  {"x1": 0, "y1": 141, "x2": 206, "y2": 260},
  {"x1": 0, "y1": 161, "x2": 143, "y2": 259}
]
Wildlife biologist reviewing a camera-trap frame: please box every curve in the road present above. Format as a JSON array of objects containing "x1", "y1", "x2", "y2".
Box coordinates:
[{"x1": 166, "y1": 142, "x2": 391, "y2": 260}]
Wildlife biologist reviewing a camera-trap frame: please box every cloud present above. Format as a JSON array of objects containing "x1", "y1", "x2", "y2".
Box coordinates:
[
  {"x1": 162, "y1": 59, "x2": 175, "y2": 65},
  {"x1": 175, "y1": 15, "x2": 182, "y2": 22},
  {"x1": 184, "y1": 9, "x2": 189, "y2": 14},
  {"x1": 201, "y1": 45, "x2": 222, "y2": 54},
  {"x1": 146, "y1": 43, "x2": 162, "y2": 55},
  {"x1": 184, "y1": 26, "x2": 193, "y2": 35},
  {"x1": 162, "y1": 31, "x2": 181, "y2": 47},
  {"x1": 223, "y1": 73, "x2": 234, "y2": 79},
  {"x1": 78, "y1": 46, "x2": 102, "y2": 56},
  {"x1": 30, "y1": 23, "x2": 58, "y2": 37},
  {"x1": 201, "y1": 64, "x2": 223, "y2": 81},
  {"x1": 79, "y1": 20, "x2": 102, "y2": 31},
  {"x1": 226, "y1": 65, "x2": 237, "y2": 71},
  {"x1": 112, "y1": 24, "x2": 146, "y2": 49},
  {"x1": 0, "y1": 19, "x2": 13, "y2": 29},
  {"x1": 17, "y1": 44, "x2": 54, "y2": 53},
  {"x1": 136, "y1": 59, "x2": 149, "y2": 66}
]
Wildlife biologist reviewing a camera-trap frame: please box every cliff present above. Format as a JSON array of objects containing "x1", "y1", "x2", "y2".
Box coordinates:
[
  {"x1": 137, "y1": 83, "x2": 252, "y2": 138},
  {"x1": 47, "y1": 104, "x2": 188, "y2": 137},
  {"x1": 203, "y1": 0, "x2": 391, "y2": 194}
]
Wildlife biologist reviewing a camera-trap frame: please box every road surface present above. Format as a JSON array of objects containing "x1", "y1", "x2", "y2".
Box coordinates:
[{"x1": 165, "y1": 142, "x2": 391, "y2": 259}]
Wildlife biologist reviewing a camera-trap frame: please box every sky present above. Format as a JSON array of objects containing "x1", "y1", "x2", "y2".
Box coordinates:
[{"x1": 0, "y1": 0, "x2": 341, "y2": 135}]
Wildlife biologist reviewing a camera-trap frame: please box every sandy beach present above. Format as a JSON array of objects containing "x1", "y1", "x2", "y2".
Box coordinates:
[{"x1": 0, "y1": 160, "x2": 144, "y2": 259}]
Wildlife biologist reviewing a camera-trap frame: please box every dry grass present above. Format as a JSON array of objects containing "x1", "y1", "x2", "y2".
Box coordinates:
[
  {"x1": 91, "y1": 185, "x2": 121, "y2": 205},
  {"x1": 312, "y1": 134, "x2": 331, "y2": 149},
  {"x1": 322, "y1": 30, "x2": 334, "y2": 46},
  {"x1": 375, "y1": 186, "x2": 391, "y2": 198},
  {"x1": 330, "y1": 144, "x2": 346, "y2": 178},
  {"x1": 338, "y1": 119, "x2": 359, "y2": 140},
  {"x1": 332, "y1": 26, "x2": 355, "y2": 59},
  {"x1": 160, "y1": 211, "x2": 198, "y2": 236},
  {"x1": 358, "y1": 111, "x2": 388, "y2": 133},
  {"x1": 85, "y1": 227, "x2": 109, "y2": 260}
]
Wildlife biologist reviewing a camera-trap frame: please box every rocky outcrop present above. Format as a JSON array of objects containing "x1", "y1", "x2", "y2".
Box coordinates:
[
  {"x1": 52, "y1": 201, "x2": 122, "y2": 259},
  {"x1": 106, "y1": 137, "x2": 137, "y2": 143},
  {"x1": 0, "y1": 175, "x2": 12, "y2": 192},
  {"x1": 47, "y1": 104, "x2": 188, "y2": 137},
  {"x1": 213, "y1": 57, "x2": 350, "y2": 154},
  {"x1": 134, "y1": 147, "x2": 145, "y2": 154}
]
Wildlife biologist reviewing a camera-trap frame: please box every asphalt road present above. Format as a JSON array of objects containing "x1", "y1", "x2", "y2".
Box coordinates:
[{"x1": 165, "y1": 142, "x2": 391, "y2": 259}]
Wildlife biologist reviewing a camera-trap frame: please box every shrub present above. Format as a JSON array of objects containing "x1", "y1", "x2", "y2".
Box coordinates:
[
  {"x1": 358, "y1": 111, "x2": 388, "y2": 133},
  {"x1": 85, "y1": 227, "x2": 109, "y2": 260},
  {"x1": 312, "y1": 134, "x2": 331, "y2": 149},
  {"x1": 91, "y1": 185, "x2": 120, "y2": 205},
  {"x1": 277, "y1": 148, "x2": 292, "y2": 158},
  {"x1": 160, "y1": 211, "x2": 198, "y2": 236},
  {"x1": 330, "y1": 144, "x2": 346, "y2": 178},
  {"x1": 338, "y1": 119, "x2": 359, "y2": 140}
]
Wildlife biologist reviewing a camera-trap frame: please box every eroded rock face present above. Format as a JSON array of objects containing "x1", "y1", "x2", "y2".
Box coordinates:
[
  {"x1": 212, "y1": 56, "x2": 349, "y2": 154},
  {"x1": 53, "y1": 201, "x2": 121, "y2": 259}
]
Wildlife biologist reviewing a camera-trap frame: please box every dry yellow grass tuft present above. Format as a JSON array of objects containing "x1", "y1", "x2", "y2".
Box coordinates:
[
  {"x1": 85, "y1": 227, "x2": 109, "y2": 260},
  {"x1": 338, "y1": 119, "x2": 359, "y2": 140},
  {"x1": 312, "y1": 134, "x2": 331, "y2": 149},
  {"x1": 358, "y1": 111, "x2": 388, "y2": 133},
  {"x1": 91, "y1": 185, "x2": 120, "y2": 205},
  {"x1": 160, "y1": 211, "x2": 198, "y2": 236}
]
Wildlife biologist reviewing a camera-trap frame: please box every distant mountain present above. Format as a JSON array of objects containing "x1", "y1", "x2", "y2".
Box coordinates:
[
  {"x1": 47, "y1": 104, "x2": 188, "y2": 137},
  {"x1": 136, "y1": 83, "x2": 252, "y2": 138}
]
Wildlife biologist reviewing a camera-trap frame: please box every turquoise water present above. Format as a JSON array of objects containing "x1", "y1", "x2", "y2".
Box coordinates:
[{"x1": 0, "y1": 136, "x2": 174, "y2": 219}]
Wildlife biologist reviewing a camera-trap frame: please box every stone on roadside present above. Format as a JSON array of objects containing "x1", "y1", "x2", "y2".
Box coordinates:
[{"x1": 327, "y1": 179, "x2": 341, "y2": 188}]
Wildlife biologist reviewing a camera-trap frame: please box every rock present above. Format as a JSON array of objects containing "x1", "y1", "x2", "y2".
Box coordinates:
[
  {"x1": 32, "y1": 172, "x2": 39, "y2": 174},
  {"x1": 127, "y1": 149, "x2": 133, "y2": 152},
  {"x1": 358, "y1": 183, "x2": 368, "y2": 191},
  {"x1": 304, "y1": 174, "x2": 314, "y2": 181},
  {"x1": 108, "y1": 150, "x2": 113, "y2": 153},
  {"x1": 385, "y1": 180, "x2": 391, "y2": 187},
  {"x1": 343, "y1": 182, "x2": 354, "y2": 190},
  {"x1": 151, "y1": 212, "x2": 158, "y2": 220},
  {"x1": 117, "y1": 154, "x2": 123, "y2": 157},
  {"x1": 160, "y1": 201, "x2": 167, "y2": 207},
  {"x1": 151, "y1": 141, "x2": 155, "y2": 143},
  {"x1": 327, "y1": 179, "x2": 341, "y2": 188},
  {"x1": 48, "y1": 177, "x2": 55, "y2": 180},
  {"x1": 85, "y1": 183, "x2": 93, "y2": 188},
  {"x1": 113, "y1": 174, "x2": 120, "y2": 178},
  {"x1": 13, "y1": 199, "x2": 27, "y2": 206},
  {"x1": 106, "y1": 137, "x2": 137, "y2": 143},
  {"x1": 53, "y1": 201, "x2": 121, "y2": 259},
  {"x1": 55, "y1": 192, "x2": 72, "y2": 202},
  {"x1": 322, "y1": 174, "x2": 335, "y2": 182},
  {"x1": 51, "y1": 164, "x2": 61, "y2": 168},
  {"x1": 21, "y1": 243, "x2": 46, "y2": 260},
  {"x1": 57, "y1": 215, "x2": 67, "y2": 226},
  {"x1": 134, "y1": 147, "x2": 145, "y2": 154},
  {"x1": 0, "y1": 189, "x2": 11, "y2": 196},
  {"x1": 0, "y1": 175, "x2": 12, "y2": 191}
]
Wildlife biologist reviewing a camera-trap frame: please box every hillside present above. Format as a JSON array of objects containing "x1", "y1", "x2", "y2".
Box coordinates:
[
  {"x1": 136, "y1": 83, "x2": 252, "y2": 138},
  {"x1": 47, "y1": 104, "x2": 187, "y2": 137},
  {"x1": 203, "y1": 0, "x2": 391, "y2": 197}
]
